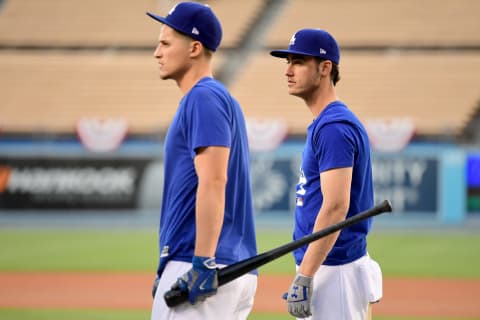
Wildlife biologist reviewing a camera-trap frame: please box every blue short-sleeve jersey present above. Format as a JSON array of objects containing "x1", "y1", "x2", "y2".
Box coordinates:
[
  {"x1": 157, "y1": 77, "x2": 257, "y2": 276},
  {"x1": 294, "y1": 101, "x2": 374, "y2": 266}
]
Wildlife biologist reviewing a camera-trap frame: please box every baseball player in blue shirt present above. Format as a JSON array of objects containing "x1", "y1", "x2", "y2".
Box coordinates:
[
  {"x1": 270, "y1": 29, "x2": 383, "y2": 319},
  {"x1": 146, "y1": 2, "x2": 257, "y2": 319}
]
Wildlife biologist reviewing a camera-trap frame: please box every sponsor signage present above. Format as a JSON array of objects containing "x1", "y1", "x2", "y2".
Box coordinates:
[
  {"x1": 0, "y1": 157, "x2": 150, "y2": 209},
  {"x1": 0, "y1": 152, "x2": 439, "y2": 213},
  {"x1": 372, "y1": 156, "x2": 438, "y2": 213},
  {"x1": 249, "y1": 153, "x2": 439, "y2": 214}
]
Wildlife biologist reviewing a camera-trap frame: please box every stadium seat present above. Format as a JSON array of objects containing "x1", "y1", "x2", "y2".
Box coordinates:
[
  {"x1": 230, "y1": 52, "x2": 480, "y2": 136},
  {"x1": 265, "y1": 0, "x2": 480, "y2": 47},
  {"x1": 0, "y1": 51, "x2": 223, "y2": 133}
]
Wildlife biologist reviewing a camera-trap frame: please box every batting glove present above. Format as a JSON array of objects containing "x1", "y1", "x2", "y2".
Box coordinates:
[
  {"x1": 172, "y1": 256, "x2": 218, "y2": 305},
  {"x1": 283, "y1": 273, "x2": 313, "y2": 318}
]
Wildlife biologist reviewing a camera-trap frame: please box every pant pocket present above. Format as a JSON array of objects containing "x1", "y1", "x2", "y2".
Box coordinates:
[{"x1": 359, "y1": 257, "x2": 383, "y2": 303}]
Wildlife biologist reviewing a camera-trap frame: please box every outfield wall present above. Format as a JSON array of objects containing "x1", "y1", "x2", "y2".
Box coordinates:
[{"x1": 0, "y1": 140, "x2": 478, "y2": 227}]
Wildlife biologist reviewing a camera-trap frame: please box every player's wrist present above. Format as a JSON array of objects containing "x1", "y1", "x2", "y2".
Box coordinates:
[
  {"x1": 192, "y1": 256, "x2": 217, "y2": 272},
  {"x1": 295, "y1": 273, "x2": 313, "y2": 286},
  {"x1": 298, "y1": 265, "x2": 316, "y2": 277}
]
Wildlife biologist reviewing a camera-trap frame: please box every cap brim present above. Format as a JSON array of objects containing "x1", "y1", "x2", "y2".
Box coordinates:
[
  {"x1": 146, "y1": 12, "x2": 188, "y2": 35},
  {"x1": 270, "y1": 49, "x2": 319, "y2": 58},
  {"x1": 146, "y1": 12, "x2": 168, "y2": 25}
]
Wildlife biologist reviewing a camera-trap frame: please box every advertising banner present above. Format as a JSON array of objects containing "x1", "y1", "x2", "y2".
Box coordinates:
[
  {"x1": 0, "y1": 152, "x2": 439, "y2": 214},
  {"x1": 249, "y1": 153, "x2": 439, "y2": 215},
  {"x1": 0, "y1": 157, "x2": 151, "y2": 209},
  {"x1": 372, "y1": 156, "x2": 438, "y2": 213}
]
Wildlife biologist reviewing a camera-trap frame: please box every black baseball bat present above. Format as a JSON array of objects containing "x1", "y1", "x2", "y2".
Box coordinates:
[{"x1": 164, "y1": 199, "x2": 392, "y2": 307}]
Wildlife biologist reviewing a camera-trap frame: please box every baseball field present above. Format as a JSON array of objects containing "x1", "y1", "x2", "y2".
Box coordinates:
[{"x1": 1, "y1": 227, "x2": 480, "y2": 319}]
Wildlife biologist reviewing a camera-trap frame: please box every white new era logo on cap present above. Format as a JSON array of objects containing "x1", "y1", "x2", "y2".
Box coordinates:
[
  {"x1": 192, "y1": 27, "x2": 199, "y2": 35},
  {"x1": 319, "y1": 48, "x2": 326, "y2": 54}
]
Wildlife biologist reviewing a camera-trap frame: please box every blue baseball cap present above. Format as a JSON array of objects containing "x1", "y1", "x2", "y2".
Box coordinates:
[
  {"x1": 146, "y1": 2, "x2": 222, "y2": 52},
  {"x1": 270, "y1": 28, "x2": 340, "y2": 64}
]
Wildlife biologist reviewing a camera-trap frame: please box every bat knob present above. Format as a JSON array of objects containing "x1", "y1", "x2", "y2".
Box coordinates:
[{"x1": 164, "y1": 288, "x2": 189, "y2": 307}]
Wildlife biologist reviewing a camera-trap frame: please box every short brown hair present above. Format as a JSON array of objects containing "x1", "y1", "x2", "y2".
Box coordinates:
[{"x1": 316, "y1": 58, "x2": 340, "y2": 86}]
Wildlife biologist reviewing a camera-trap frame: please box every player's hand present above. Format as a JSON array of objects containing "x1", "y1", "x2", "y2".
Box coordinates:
[
  {"x1": 282, "y1": 273, "x2": 313, "y2": 318},
  {"x1": 171, "y1": 256, "x2": 218, "y2": 305},
  {"x1": 152, "y1": 276, "x2": 159, "y2": 299}
]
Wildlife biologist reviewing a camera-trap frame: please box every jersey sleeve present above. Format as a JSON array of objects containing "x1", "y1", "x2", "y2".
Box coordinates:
[
  {"x1": 313, "y1": 122, "x2": 355, "y2": 173},
  {"x1": 185, "y1": 87, "x2": 232, "y2": 156}
]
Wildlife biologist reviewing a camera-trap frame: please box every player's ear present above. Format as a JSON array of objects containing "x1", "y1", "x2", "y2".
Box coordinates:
[
  {"x1": 190, "y1": 41, "x2": 203, "y2": 57},
  {"x1": 319, "y1": 60, "x2": 332, "y2": 75}
]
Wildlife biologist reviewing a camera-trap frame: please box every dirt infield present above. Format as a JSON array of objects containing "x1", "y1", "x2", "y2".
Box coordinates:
[{"x1": 1, "y1": 272, "x2": 479, "y2": 318}]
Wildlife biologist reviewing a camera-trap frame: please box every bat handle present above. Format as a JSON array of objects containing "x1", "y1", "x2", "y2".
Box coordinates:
[{"x1": 164, "y1": 288, "x2": 189, "y2": 307}]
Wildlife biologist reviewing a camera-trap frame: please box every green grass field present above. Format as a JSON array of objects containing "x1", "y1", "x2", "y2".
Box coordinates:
[
  {"x1": 1, "y1": 228, "x2": 480, "y2": 278},
  {"x1": 1, "y1": 228, "x2": 480, "y2": 320}
]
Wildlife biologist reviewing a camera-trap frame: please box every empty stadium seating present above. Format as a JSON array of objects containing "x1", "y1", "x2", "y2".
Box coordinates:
[
  {"x1": 265, "y1": 0, "x2": 480, "y2": 47},
  {"x1": 0, "y1": 0, "x2": 264, "y2": 48},
  {"x1": 255, "y1": 0, "x2": 480, "y2": 137},
  {"x1": 0, "y1": 51, "x2": 223, "y2": 133},
  {"x1": 0, "y1": 0, "x2": 160, "y2": 47},
  {"x1": 0, "y1": 0, "x2": 479, "y2": 139},
  {"x1": 230, "y1": 52, "x2": 480, "y2": 136}
]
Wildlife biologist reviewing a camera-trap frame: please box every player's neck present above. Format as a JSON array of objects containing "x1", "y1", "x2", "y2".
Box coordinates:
[
  {"x1": 306, "y1": 86, "x2": 338, "y2": 118},
  {"x1": 177, "y1": 61, "x2": 213, "y2": 94}
]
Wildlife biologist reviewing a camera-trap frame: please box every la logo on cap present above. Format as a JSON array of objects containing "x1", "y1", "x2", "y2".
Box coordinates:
[
  {"x1": 168, "y1": 4, "x2": 177, "y2": 15},
  {"x1": 289, "y1": 35, "x2": 296, "y2": 46}
]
